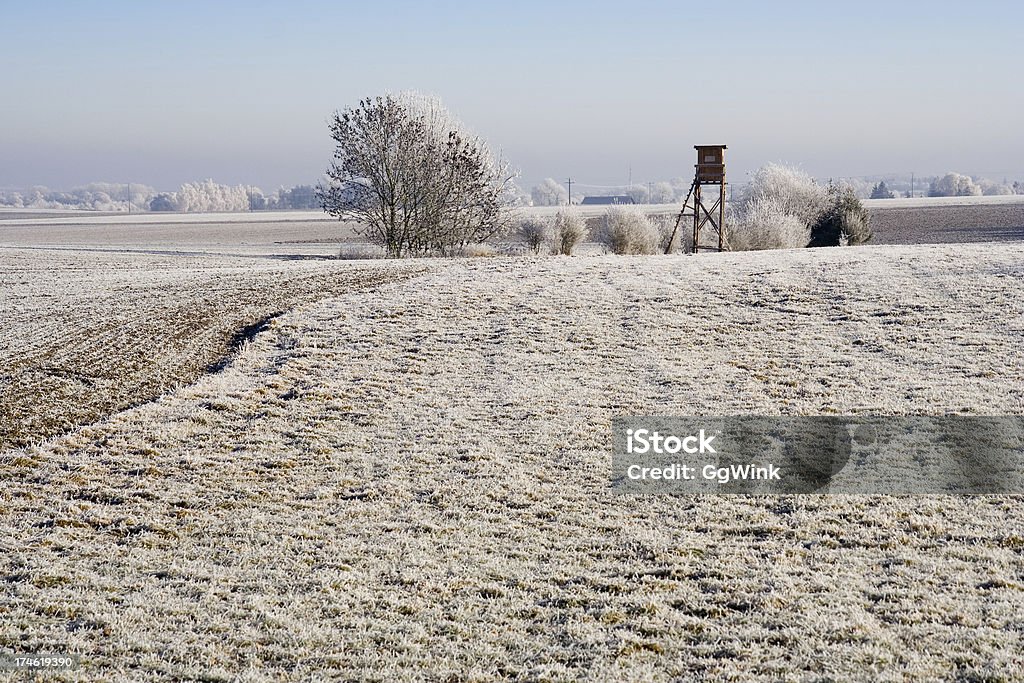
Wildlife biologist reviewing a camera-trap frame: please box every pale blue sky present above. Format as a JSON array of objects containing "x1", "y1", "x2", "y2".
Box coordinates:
[{"x1": 2, "y1": 0, "x2": 1021, "y2": 191}]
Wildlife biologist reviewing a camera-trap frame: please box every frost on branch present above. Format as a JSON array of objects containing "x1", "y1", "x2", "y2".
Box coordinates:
[{"x1": 319, "y1": 92, "x2": 518, "y2": 258}]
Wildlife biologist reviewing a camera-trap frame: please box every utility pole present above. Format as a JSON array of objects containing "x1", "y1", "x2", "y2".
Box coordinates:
[
  {"x1": 566, "y1": 177, "x2": 572, "y2": 206},
  {"x1": 127, "y1": 182, "x2": 131, "y2": 214},
  {"x1": 647, "y1": 181, "x2": 652, "y2": 204},
  {"x1": 911, "y1": 173, "x2": 915, "y2": 198}
]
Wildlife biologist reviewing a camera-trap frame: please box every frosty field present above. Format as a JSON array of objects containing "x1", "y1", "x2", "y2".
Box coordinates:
[
  {"x1": 4, "y1": 195, "x2": 1023, "y2": 255},
  {"x1": 0, "y1": 249, "x2": 422, "y2": 452},
  {"x1": 2, "y1": 225, "x2": 1023, "y2": 681}
]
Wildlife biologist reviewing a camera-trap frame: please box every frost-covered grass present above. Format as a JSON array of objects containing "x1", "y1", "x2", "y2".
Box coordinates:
[
  {"x1": 0, "y1": 217, "x2": 361, "y2": 258},
  {"x1": 2, "y1": 242, "x2": 1023, "y2": 680}
]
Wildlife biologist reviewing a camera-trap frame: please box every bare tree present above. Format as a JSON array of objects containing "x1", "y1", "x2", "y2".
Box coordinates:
[
  {"x1": 319, "y1": 93, "x2": 517, "y2": 257},
  {"x1": 649, "y1": 181, "x2": 675, "y2": 204},
  {"x1": 517, "y1": 216, "x2": 549, "y2": 254},
  {"x1": 530, "y1": 178, "x2": 568, "y2": 206}
]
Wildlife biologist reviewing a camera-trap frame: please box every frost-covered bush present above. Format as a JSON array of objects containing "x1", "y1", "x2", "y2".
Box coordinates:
[
  {"x1": 809, "y1": 183, "x2": 872, "y2": 247},
  {"x1": 741, "y1": 163, "x2": 828, "y2": 227},
  {"x1": 550, "y1": 209, "x2": 587, "y2": 255},
  {"x1": 517, "y1": 217, "x2": 549, "y2": 254},
  {"x1": 459, "y1": 243, "x2": 498, "y2": 257},
  {"x1": 728, "y1": 197, "x2": 809, "y2": 250},
  {"x1": 728, "y1": 166, "x2": 869, "y2": 249},
  {"x1": 928, "y1": 172, "x2": 982, "y2": 197},
  {"x1": 337, "y1": 244, "x2": 384, "y2": 259},
  {"x1": 597, "y1": 207, "x2": 659, "y2": 255},
  {"x1": 727, "y1": 164, "x2": 828, "y2": 251},
  {"x1": 654, "y1": 216, "x2": 691, "y2": 254}
]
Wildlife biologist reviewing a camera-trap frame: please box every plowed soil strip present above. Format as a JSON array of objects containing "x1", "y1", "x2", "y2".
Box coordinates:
[{"x1": 0, "y1": 248, "x2": 424, "y2": 451}]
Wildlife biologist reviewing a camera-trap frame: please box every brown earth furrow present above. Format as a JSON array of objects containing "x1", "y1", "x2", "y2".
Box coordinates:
[
  {"x1": 869, "y1": 203, "x2": 1024, "y2": 245},
  {"x1": 0, "y1": 250, "x2": 426, "y2": 451}
]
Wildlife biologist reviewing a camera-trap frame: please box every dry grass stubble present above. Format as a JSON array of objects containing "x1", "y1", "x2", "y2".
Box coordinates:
[{"x1": 1, "y1": 244, "x2": 1023, "y2": 680}]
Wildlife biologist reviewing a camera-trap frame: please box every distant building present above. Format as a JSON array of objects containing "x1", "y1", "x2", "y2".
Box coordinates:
[{"x1": 580, "y1": 195, "x2": 635, "y2": 206}]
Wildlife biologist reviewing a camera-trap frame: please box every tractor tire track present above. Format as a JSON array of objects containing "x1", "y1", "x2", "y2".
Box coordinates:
[{"x1": 0, "y1": 248, "x2": 426, "y2": 452}]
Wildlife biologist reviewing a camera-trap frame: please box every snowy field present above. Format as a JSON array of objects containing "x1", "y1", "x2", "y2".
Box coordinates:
[
  {"x1": 0, "y1": 249, "x2": 422, "y2": 452},
  {"x1": 0, "y1": 213, "x2": 360, "y2": 258},
  {"x1": 3, "y1": 196, "x2": 1024, "y2": 256},
  {"x1": 2, "y1": 237, "x2": 1024, "y2": 680}
]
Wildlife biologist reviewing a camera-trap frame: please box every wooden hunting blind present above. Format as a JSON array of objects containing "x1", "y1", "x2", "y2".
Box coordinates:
[
  {"x1": 665, "y1": 144, "x2": 728, "y2": 253},
  {"x1": 695, "y1": 145, "x2": 726, "y2": 182}
]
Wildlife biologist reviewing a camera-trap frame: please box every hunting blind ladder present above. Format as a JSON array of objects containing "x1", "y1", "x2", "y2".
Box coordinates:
[{"x1": 666, "y1": 145, "x2": 727, "y2": 253}]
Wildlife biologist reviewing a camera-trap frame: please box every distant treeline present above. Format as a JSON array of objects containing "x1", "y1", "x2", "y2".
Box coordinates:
[
  {"x1": 4, "y1": 172, "x2": 1022, "y2": 214},
  {"x1": 528, "y1": 172, "x2": 1024, "y2": 206},
  {"x1": 0, "y1": 181, "x2": 320, "y2": 213}
]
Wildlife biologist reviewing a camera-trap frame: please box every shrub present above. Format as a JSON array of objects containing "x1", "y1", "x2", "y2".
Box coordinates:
[
  {"x1": 517, "y1": 217, "x2": 549, "y2": 254},
  {"x1": 809, "y1": 183, "x2": 872, "y2": 247},
  {"x1": 726, "y1": 164, "x2": 872, "y2": 250},
  {"x1": 727, "y1": 164, "x2": 828, "y2": 251},
  {"x1": 741, "y1": 163, "x2": 828, "y2": 227},
  {"x1": 728, "y1": 196, "x2": 809, "y2": 250},
  {"x1": 654, "y1": 216, "x2": 691, "y2": 253},
  {"x1": 459, "y1": 243, "x2": 499, "y2": 258},
  {"x1": 550, "y1": 209, "x2": 588, "y2": 255},
  {"x1": 337, "y1": 244, "x2": 384, "y2": 260},
  {"x1": 597, "y1": 207, "x2": 659, "y2": 255}
]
